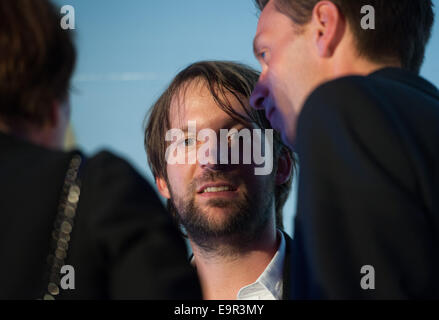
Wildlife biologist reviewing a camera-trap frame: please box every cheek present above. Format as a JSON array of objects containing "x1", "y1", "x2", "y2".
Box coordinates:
[
  {"x1": 166, "y1": 164, "x2": 193, "y2": 194},
  {"x1": 269, "y1": 73, "x2": 294, "y2": 121},
  {"x1": 236, "y1": 160, "x2": 274, "y2": 186},
  {"x1": 245, "y1": 174, "x2": 275, "y2": 199},
  {"x1": 270, "y1": 50, "x2": 301, "y2": 107},
  {"x1": 265, "y1": 56, "x2": 293, "y2": 107},
  {"x1": 267, "y1": 69, "x2": 298, "y2": 146}
]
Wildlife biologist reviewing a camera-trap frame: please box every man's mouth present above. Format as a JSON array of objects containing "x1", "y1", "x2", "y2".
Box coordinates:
[{"x1": 197, "y1": 183, "x2": 238, "y2": 195}]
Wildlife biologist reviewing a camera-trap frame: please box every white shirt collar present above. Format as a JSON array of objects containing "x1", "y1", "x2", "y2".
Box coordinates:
[{"x1": 237, "y1": 230, "x2": 286, "y2": 300}]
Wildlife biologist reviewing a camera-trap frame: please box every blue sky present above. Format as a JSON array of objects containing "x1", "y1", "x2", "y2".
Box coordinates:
[
  {"x1": 54, "y1": 0, "x2": 439, "y2": 236},
  {"x1": 55, "y1": 0, "x2": 260, "y2": 172}
]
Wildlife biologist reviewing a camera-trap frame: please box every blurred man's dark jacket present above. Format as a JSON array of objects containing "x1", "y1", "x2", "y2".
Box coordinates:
[
  {"x1": 0, "y1": 132, "x2": 201, "y2": 299},
  {"x1": 293, "y1": 67, "x2": 439, "y2": 299}
]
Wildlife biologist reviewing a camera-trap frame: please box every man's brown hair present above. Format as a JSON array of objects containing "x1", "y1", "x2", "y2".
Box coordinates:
[
  {"x1": 255, "y1": 0, "x2": 434, "y2": 73},
  {"x1": 0, "y1": 0, "x2": 76, "y2": 127},
  {"x1": 144, "y1": 61, "x2": 294, "y2": 229}
]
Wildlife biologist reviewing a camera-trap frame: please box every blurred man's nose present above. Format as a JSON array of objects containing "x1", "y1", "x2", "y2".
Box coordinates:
[
  {"x1": 200, "y1": 154, "x2": 230, "y2": 172},
  {"x1": 199, "y1": 136, "x2": 234, "y2": 172},
  {"x1": 199, "y1": 136, "x2": 222, "y2": 171},
  {"x1": 250, "y1": 82, "x2": 269, "y2": 110},
  {"x1": 200, "y1": 161, "x2": 223, "y2": 172}
]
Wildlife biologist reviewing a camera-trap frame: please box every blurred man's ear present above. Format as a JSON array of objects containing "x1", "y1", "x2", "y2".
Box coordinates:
[
  {"x1": 311, "y1": 1, "x2": 346, "y2": 58},
  {"x1": 49, "y1": 100, "x2": 70, "y2": 127},
  {"x1": 47, "y1": 100, "x2": 71, "y2": 149},
  {"x1": 48, "y1": 100, "x2": 61, "y2": 128},
  {"x1": 156, "y1": 176, "x2": 171, "y2": 199},
  {"x1": 275, "y1": 149, "x2": 292, "y2": 185}
]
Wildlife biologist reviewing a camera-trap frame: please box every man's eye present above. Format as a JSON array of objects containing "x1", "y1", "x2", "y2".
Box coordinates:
[
  {"x1": 227, "y1": 132, "x2": 238, "y2": 145},
  {"x1": 258, "y1": 50, "x2": 268, "y2": 62},
  {"x1": 184, "y1": 137, "x2": 196, "y2": 146}
]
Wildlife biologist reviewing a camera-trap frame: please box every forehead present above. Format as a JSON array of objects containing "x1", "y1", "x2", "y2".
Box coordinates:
[
  {"x1": 255, "y1": 0, "x2": 295, "y2": 44},
  {"x1": 169, "y1": 80, "x2": 250, "y2": 130}
]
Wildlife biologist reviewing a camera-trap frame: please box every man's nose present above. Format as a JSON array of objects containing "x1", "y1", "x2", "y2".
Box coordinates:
[
  {"x1": 198, "y1": 137, "x2": 222, "y2": 171},
  {"x1": 200, "y1": 155, "x2": 230, "y2": 172},
  {"x1": 199, "y1": 138, "x2": 234, "y2": 172},
  {"x1": 200, "y1": 161, "x2": 224, "y2": 172},
  {"x1": 250, "y1": 82, "x2": 269, "y2": 110}
]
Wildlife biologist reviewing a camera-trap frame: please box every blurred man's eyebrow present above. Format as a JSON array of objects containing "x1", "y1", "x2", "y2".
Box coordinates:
[
  {"x1": 222, "y1": 117, "x2": 248, "y2": 129},
  {"x1": 179, "y1": 124, "x2": 192, "y2": 133},
  {"x1": 253, "y1": 34, "x2": 262, "y2": 57},
  {"x1": 178, "y1": 117, "x2": 244, "y2": 133}
]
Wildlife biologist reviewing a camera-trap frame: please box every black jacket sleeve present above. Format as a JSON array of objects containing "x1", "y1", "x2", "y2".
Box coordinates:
[{"x1": 295, "y1": 78, "x2": 437, "y2": 299}]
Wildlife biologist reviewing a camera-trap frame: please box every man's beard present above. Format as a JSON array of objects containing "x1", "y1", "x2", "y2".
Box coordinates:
[{"x1": 167, "y1": 171, "x2": 274, "y2": 255}]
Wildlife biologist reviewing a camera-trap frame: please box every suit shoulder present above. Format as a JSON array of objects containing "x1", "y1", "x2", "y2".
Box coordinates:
[
  {"x1": 299, "y1": 75, "x2": 394, "y2": 139},
  {"x1": 86, "y1": 150, "x2": 135, "y2": 172},
  {"x1": 77, "y1": 149, "x2": 163, "y2": 230},
  {"x1": 80, "y1": 150, "x2": 158, "y2": 207},
  {"x1": 84, "y1": 151, "x2": 146, "y2": 185},
  {"x1": 303, "y1": 76, "x2": 375, "y2": 117}
]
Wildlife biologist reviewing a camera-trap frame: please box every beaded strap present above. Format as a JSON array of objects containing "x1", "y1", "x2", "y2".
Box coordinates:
[{"x1": 42, "y1": 153, "x2": 82, "y2": 300}]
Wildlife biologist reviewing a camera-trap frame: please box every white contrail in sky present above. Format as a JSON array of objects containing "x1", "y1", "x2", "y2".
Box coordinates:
[{"x1": 73, "y1": 72, "x2": 159, "y2": 82}]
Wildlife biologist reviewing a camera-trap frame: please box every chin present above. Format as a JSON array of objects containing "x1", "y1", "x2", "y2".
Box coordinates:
[{"x1": 204, "y1": 206, "x2": 238, "y2": 219}]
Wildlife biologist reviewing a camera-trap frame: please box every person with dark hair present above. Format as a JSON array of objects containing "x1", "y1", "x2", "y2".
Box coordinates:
[
  {"x1": 250, "y1": 0, "x2": 439, "y2": 298},
  {"x1": 0, "y1": 0, "x2": 200, "y2": 299},
  {"x1": 144, "y1": 60, "x2": 295, "y2": 299}
]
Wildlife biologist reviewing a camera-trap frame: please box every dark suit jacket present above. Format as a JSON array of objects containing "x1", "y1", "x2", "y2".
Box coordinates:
[
  {"x1": 282, "y1": 231, "x2": 296, "y2": 300},
  {"x1": 294, "y1": 67, "x2": 439, "y2": 299},
  {"x1": 0, "y1": 132, "x2": 201, "y2": 299}
]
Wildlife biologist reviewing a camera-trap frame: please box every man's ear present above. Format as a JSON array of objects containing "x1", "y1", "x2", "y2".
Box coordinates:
[
  {"x1": 156, "y1": 176, "x2": 171, "y2": 199},
  {"x1": 275, "y1": 149, "x2": 293, "y2": 185},
  {"x1": 311, "y1": 1, "x2": 346, "y2": 58},
  {"x1": 47, "y1": 100, "x2": 61, "y2": 128}
]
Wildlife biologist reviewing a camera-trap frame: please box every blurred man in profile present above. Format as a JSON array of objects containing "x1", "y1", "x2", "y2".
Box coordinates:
[
  {"x1": 0, "y1": 0, "x2": 200, "y2": 299},
  {"x1": 250, "y1": 0, "x2": 438, "y2": 298},
  {"x1": 145, "y1": 61, "x2": 295, "y2": 299}
]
